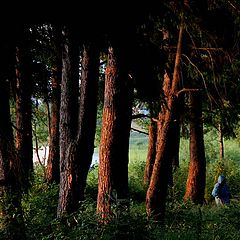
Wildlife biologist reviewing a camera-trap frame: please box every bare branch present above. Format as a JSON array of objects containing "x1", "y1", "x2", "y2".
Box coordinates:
[
  {"x1": 152, "y1": 118, "x2": 159, "y2": 123},
  {"x1": 166, "y1": 46, "x2": 224, "y2": 51},
  {"x1": 227, "y1": 0, "x2": 240, "y2": 12},
  {"x1": 182, "y1": 54, "x2": 212, "y2": 103},
  {"x1": 176, "y1": 88, "x2": 199, "y2": 97},
  {"x1": 131, "y1": 127, "x2": 148, "y2": 135},
  {"x1": 132, "y1": 114, "x2": 150, "y2": 119}
]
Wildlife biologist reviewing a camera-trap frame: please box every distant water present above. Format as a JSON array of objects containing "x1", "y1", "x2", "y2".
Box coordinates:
[
  {"x1": 33, "y1": 146, "x2": 99, "y2": 166},
  {"x1": 92, "y1": 151, "x2": 99, "y2": 166}
]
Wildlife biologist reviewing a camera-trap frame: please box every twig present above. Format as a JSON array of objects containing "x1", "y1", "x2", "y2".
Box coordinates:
[
  {"x1": 176, "y1": 88, "x2": 199, "y2": 97},
  {"x1": 131, "y1": 127, "x2": 148, "y2": 135},
  {"x1": 182, "y1": 54, "x2": 212, "y2": 103}
]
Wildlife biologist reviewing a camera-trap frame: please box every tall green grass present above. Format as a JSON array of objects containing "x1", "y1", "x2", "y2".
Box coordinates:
[{"x1": 7, "y1": 130, "x2": 240, "y2": 239}]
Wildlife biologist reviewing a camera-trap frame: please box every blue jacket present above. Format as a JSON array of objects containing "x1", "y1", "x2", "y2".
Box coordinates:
[{"x1": 212, "y1": 175, "x2": 231, "y2": 204}]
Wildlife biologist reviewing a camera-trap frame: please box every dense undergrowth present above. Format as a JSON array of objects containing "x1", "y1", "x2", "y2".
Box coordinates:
[{"x1": 4, "y1": 130, "x2": 240, "y2": 239}]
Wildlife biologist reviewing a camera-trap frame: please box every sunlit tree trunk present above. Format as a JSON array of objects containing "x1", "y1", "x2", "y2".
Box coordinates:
[
  {"x1": 57, "y1": 26, "x2": 79, "y2": 217},
  {"x1": 146, "y1": 18, "x2": 184, "y2": 222},
  {"x1": 184, "y1": 91, "x2": 206, "y2": 204},
  {"x1": 15, "y1": 26, "x2": 33, "y2": 191},
  {"x1": 97, "y1": 44, "x2": 133, "y2": 223},
  {"x1": 0, "y1": 41, "x2": 26, "y2": 239},
  {"x1": 47, "y1": 25, "x2": 62, "y2": 184}
]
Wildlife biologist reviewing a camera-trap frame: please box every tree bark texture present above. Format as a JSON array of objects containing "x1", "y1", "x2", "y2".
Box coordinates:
[
  {"x1": 15, "y1": 26, "x2": 33, "y2": 191},
  {"x1": 47, "y1": 25, "x2": 62, "y2": 184},
  {"x1": 184, "y1": 91, "x2": 206, "y2": 204},
  {"x1": 146, "y1": 18, "x2": 184, "y2": 222},
  {"x1": 57, "y1": 26, "x2": 80, "y2": 217},
  {"x1": 144, "y1": 120, "x2": 157, "y2": 185},
  {"x1": 64, "y1": 41, "x2": 100, "y2": 211},
  {"x1": 97, "y1": 44, "x2": 133, "y2": 222},
  {"x1": 0, "y1": 43, "x2": 26, "y2": 239}
]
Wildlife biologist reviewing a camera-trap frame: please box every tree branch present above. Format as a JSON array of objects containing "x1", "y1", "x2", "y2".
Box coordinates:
[
  {"x1": 131, "y1": 127, "x2": 148, "y2": 135},
  {"x1": 176, "y1": 88, "x2": 199, "y2": 97},
  {"x1": 165, "y1": 46, "x2": 224, "y2": 51},
  {"x1": 131, "y1": 114, "x2": 150, "y2": 119}
]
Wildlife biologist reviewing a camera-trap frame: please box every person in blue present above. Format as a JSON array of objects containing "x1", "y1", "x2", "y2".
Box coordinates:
[{"x1": 212, "y1": 175, "x2": 231, "y2": 206}]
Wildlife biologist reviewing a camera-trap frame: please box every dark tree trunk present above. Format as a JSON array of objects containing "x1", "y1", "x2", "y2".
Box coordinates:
[
  {"x1": 97, "y1": 44, "x2": 133, "y2": 222},
  {"x1": 15, "y1": 26, "x2": 33, "y2": 191},
  {"x1": 47, "y1": 25, "x2": 62, "y2": 184},
  {"x1": 144, "y1": 120, "x2": 157, "y2": 185},
  {"x1": 171, "y1": 94, "x2": 183, "y2": 170},
  {"x1": 57, "y1": 26, "x2": 79, "y2": 217},
  {"x1": 74, "y1": 42, "x2": 99, "y2": 203},
  {"x1": 63, "y1": 41, "x2": 100, "y2": 211},
  {"x1": 168, "y1": 93, "x2": 184, "y2": 187},
  {"x1": 144, "y1": 101, "x2": 159, "y2": 185},
  {"x1": 0, "y1": 42, "x2": 26, "y2": 239},
  {"x1": 184, "y1": 91, "x2": 206, "y2": 204},
  {"x1": 146, "y1": 19, "x2": 184, "y2": 222}
]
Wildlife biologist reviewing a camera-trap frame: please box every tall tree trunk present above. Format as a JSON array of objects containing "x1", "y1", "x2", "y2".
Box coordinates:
[
  {"x1": 146, "y1": 17, "x2": 184, "y2": 222},
  {"x1": 168, "y1": 92, "x2": 184, "y2": 188},
  {"x1": 46, "y1": 25, "x2": 62, "y2": 184},
  {"x1": 57, "y1": 26, "x2": 79, "y2": 217},
  {"x1": 0, "y1": 42, "x2": 26, "y2": 239},
  {"x1": 64, "y1": 41, "x2": 99, "y2": 210},
  {"x1": 15, "y1": 26, "x2": 33, "y2": 191},
  {"x1": 144, "y1": 119, "x2": 157, "y2": 185},
  {"x1": 171, "y1": 93, "x2": 183, "y2": 170},
  {"x1": 184, "y1": 91, "x2": 206, "y2": 204},
  {"x1": 97, "y1": 44, "x2": 133, "y2": 222},
  {"x1": 218, "y1": 122, "x2": 224, "y2": 161}
]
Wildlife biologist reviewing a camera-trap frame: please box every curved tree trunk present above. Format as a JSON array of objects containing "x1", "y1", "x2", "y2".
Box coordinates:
[
  {"x1": 97, "y1": 44, "x2": 133, "y2": 223},
  {"x1": 57, "y1": 26, "x2": 79, "y2": 217},
  {"x1": 146, "y1": 18, "x2": 184, "y2": 222},
  {"x1": 15, "y1": 26, "x2": 33, "y2": 192},
  {"x1": 47, "y1": 25, "x2": 62, "y2": 184},
  {"x1": 184, "y1": 91, "x2": 206, "y2": 204}
]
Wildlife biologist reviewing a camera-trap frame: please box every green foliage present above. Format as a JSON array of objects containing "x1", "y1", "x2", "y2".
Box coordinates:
[
  {"x1": 22, "y1": 165, "x2": 59, "y2": 239},
  {"x1": 32, "y1": 101, "x2": 49, "y2": 149},
  {"x1": 18, "y1": 131, "x2": 240, "y2": 239}
]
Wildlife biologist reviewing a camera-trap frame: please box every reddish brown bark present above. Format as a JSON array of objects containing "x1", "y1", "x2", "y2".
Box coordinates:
[
  {"x1": 184, "y1": 91, "x2": 206, "y2": 204},
  {"x1": 46, "y1": 25, "x2": 62, "y2": 184},
  {"x1": 146, "y1": 18, "x2": 184, "y2": 222},
  {"x1": 57, "y1": 26, "x2": 79, "y2": 217},
  {"x1": 15, "y1": 27, "x2": 33, "y2": 191},
  {"x1": 97, "y1": 44, "x2": 133, "y2": 222},
  {"x1": 144, "y1": 120, "x2": 157, "y2": 185}
]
